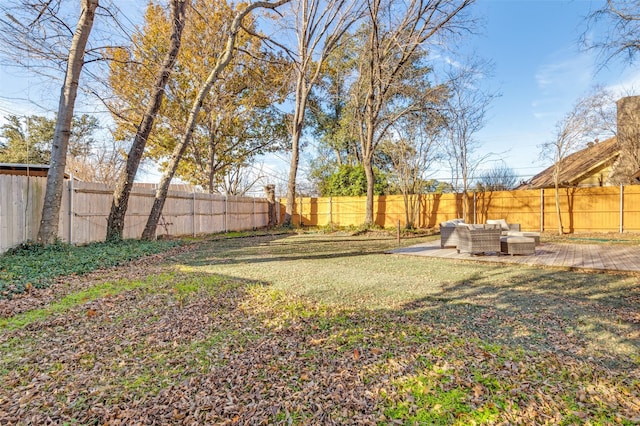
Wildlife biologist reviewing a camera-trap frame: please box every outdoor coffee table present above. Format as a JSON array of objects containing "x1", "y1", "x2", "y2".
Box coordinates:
[{"x1": 500, "y1": 236, "x2": 536, "y2": 256}]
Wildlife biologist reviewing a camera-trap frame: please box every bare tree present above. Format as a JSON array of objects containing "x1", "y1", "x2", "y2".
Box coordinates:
[
  {"x1": 219, "y1": 162, "x2": 267, "y2": 196},
  {"x1": 582, "y1": 2, "x2": 640, "y2": 186},
  {"x1": 280, "y1": 0, "x2": 361, "y2": 226},
  {"x1": 141, "y1": 0, "x2": 290, "y2": 240},
  {"x1": 475, "y1": 163, "x2": 518, "y2": 191},
  {"x1": 441, "y1": 59, "x2": 496, "y2": 222},
  {"x1": 352, "y1": 0, "x2": 475, "y2": 225},
  {"x1": 583, "y1": 1, "x2": 640, "y2": 66},
  {"x1": 0, "y1": 1, "x2": 137, "y2": 113},
  {"x1": 0, "y1": 1, "x2": 148, "y2": 244},
  {"x1": 105, "y1": 0, "x2": 189, "y2": 241},
  {"x1": 382, "y1": 113, "x2": 443, "y2": 228},
  {"x1": 0, "y1": 1, "x2": 104, "y2": 77},
  {"x1": 66, "y1": 139, "x2": 125, "y2": 184},
  {"x1": 32, "y1": 0, "x2": 99, "y2": 245},
  {"x1": 540, "y1": 87, "x2": 616, "y2": 235}
]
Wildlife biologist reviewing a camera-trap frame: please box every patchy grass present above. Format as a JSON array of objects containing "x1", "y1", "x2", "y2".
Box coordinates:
[
  {"x1": 0, "y1": 277, "x2": 150, "y2": 330},
  {"x1": 542, "y1": 231, "x2": 640, "y2": 245},
  {"x1": 0, "y1": 232, "x2": 639, "y2": 424}
]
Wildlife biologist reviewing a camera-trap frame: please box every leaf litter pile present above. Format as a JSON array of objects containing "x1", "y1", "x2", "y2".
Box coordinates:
[{"x1": 1, "y1": 233, "x2": 639, "y2": 425}]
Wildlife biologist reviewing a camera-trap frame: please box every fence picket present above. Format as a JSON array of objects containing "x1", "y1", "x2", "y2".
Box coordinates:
[
  {"x1": 278, "y1": 187, "x2": 640, "y2": 233},
  {"x1": 0, "y1": 176, "x2": 268, "y2": 253}
]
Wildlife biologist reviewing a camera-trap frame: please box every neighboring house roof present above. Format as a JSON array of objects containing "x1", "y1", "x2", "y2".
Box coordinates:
[
  {"x1": 0, "y1": 163, "x2": 70, "y2": 179},
  {"x1": 518, "y1": 137, "x2": 619, "y2": 189}
]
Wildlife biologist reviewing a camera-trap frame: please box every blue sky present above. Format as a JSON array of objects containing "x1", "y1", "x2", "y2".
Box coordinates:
[
  {"x1": 1, "y1": 0, "x2": 639, "y2": 186},
  {"x1": 267, "y1": 0, "x2": 640, "y2": 187},
  {"x1": 461, "y1": 0, "x2": 639, "y2": 182}
]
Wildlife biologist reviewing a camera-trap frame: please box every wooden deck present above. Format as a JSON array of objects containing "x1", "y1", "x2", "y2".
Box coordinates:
[{"x1": 390, "y1": 240, "x2": 640, "y2": 273}]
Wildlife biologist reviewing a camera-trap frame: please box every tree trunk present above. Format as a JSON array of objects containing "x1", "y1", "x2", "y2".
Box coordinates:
[
  {"x1": 284, "y1": 130, "x2": 300, "y2": 226},
  {"x1": 37, "y1": 0, "x2": 98, "y2": 246},
  {"x1": 462, "y1": 191, "x2": 469, "y2": 222},
  {"x1": 106, "y1": 0, "x2": 188, "y2": 242},
  {"x1": 361, "y1": 16, "x2": 378, "y2": 227},
  {"x1": 552, "y1": 164, "x2": 563, "y2": 235},
  {"x1": 207, "y1": 131, "x2": 216, "y2": 194},
  {"x1": 284, "y1": 74, "x2": 308, "y2": 227},
  {"x1": 362, "y1": 102, "x2": 377, "y2": 226},
  {"x1": 403, "y1": 191, "x2": 411, "y2": 229},
  {"x1": 265, "y1": 184, "x2": 277, "y2": 227},
  {"x1": 555, "y1": 182, "x2": 563, "y2": 235},
  {"x1": 461, "y1": 169, "x2": 469, "y2": 222},
  {"x1": 405, "y1": 192, "x2": 419, "y2": 229},
  {"x1": 413, "y1": 193, "x2": 421, "y2": 228},
  {"x1": 363, "y1": 155, "x2": 375, "y2": 225},
  {"x1": 141, "y1": 0, "x2": 289, "y2": 239}
]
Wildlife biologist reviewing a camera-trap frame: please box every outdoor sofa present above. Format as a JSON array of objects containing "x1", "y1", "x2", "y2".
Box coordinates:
[
  {"x1": 439, "y1": 218, "x2": 465, "y2": 248},
  {"x1": 455, "y1": 224, "x2": 502, "y2": 255}
]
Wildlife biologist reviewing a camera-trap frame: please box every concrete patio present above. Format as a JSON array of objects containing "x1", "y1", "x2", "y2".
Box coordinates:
[{"x1": 390, "y1": 239, "x2": 640, "y2": 273}]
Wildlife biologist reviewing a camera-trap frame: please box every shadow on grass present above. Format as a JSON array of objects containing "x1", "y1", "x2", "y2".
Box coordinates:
[
  {"x1": 2, "y1": 259, "x2": 639, "y2": 424},
  {"x1": 395, "y1": 267, "x2": 640, "y2": 371},
  {"x1": 183, "y1": 234, "x2": 396, "y2": 267},
  {"x1": 178, "y1": 234, "x2": 640, "y2": 371}
]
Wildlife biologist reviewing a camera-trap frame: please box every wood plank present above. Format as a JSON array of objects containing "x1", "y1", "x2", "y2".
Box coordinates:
[
  {"x1": 391, "y1": 240, "x2": 640, "y2": 273},
  {"x1": 598, "y1": 246, "x2": 620, "y2": 271},
  {"x1": 616, "y1": 245, "x2": 640, "y2": 271}
]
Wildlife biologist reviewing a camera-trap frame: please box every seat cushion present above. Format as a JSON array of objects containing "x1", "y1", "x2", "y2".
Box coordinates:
[
  {"x1": 500, "y1": 236, "x2": 534, "y2": 244},
  {"x1": 487, "y1": 219, "x2": 509, "y2": 231},
  {"x1": 505, "y1": 231, "x2": 540, "y2": 245},
  {"x1": 440, "y1": 218, "x2": 465, "y2": 227}
]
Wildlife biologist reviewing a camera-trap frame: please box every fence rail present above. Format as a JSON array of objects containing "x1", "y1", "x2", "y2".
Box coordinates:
[
  {"x1": 279, "y1": 185, "x2": 640, "y2": 233},
  {"x1": 0, "y1": 175, "x2": 269, "y2": 253}
]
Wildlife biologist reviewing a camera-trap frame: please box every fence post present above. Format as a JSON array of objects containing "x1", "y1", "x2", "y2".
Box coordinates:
[
  {"x1": 540, "y1": 189, "x2": 544, "y2": 233},
  {"x1": 473, "y1": 191, "x2": 477, "y2": 224},
  {"x1": 69, "y1": 175, "x2": 74, "y2": 244},
  {"x1": 329, "y1": 196, "x2": 333, "y2": 226},
  {"x1": 253, "y1": 197, "x2": 256, "y2": 230},
  {"x1": 22, "y1": 175, "x2": 28, "y2": 242},
  {"x1": 224, "y1": 194, "x2": 228, "y2": 233},
  {"x1": 154, "y1": 183, "x2": 158, "y2": 240},
  {"x1": 21, "y1": 176, "x2": 26, "y2": 242},
  {"x1": 192, "y1": 191, "x2": 196, "y2": 237},
  {"x1": 620, "y1": 184, "x2": 624, "y2": 234},
  {"x1": 212, "y1": 195, "x2": 216, "y2": 233},
  {"x1": 299, "y1": 196, "x2": 303, "y2": 226}
]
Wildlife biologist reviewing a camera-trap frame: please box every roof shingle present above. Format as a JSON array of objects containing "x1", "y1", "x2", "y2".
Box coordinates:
[{"x1": 520, "y1": 137, "x2": 619, "y2": 189}]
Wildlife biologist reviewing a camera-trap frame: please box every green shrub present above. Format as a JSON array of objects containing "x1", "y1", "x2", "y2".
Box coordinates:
[{"x1": 0, "y1": 239, "x2": 181, "y2": 299}]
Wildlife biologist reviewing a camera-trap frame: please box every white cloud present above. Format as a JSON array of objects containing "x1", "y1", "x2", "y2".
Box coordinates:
[
  {"x1": 534, "y1": 52, "x2": 593, "y2": 93},
  {"x1": 531, "y1": 50, "x2": 595, "y2": 125}
]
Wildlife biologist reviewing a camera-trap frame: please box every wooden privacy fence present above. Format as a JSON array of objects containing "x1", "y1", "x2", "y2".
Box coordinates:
[
  {"x1": 3, "y1": 174, "x2": 640, "y2": 254},
  {"x1": 0, "y1": 175, "x2": 269, "y2": 253},
  {"x1": 279, "y1": 185, "x2": 640, "y2": 233}
]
